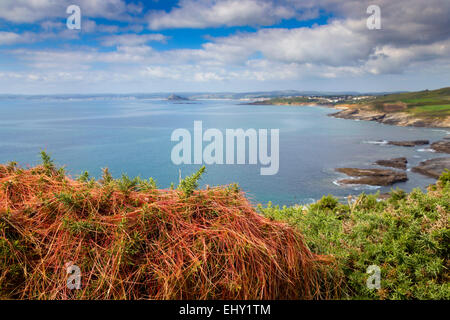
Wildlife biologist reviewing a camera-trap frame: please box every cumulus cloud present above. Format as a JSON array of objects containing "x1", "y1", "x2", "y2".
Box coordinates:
[
  {"x1": 0, "y1": 0, "x2": 141, "y2": 23},
  {"x1": 147, "y1": 0, "x2": 296, "y2": 30},
  {"x1": 1, "y1": 0, "x2": 449, "y2": 92},
  {"x1": 199, "y1": 19, "x2": 372, "y2": 67}
]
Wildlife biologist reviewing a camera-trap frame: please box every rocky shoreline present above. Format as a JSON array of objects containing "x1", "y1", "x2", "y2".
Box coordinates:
[
  {"x1": 336, "y1": 168, "x2": 408, "y2": 186},
  {"x1": 251, "y1": 98, "x2": 450, "y2": 187},
  {"x1": 249, "y1": 100, "x2": 450, "y2": 128},
  {"x1": 329, "y1": 106, "x2": 450, "y2": 128},
  {"x1": 411, "y1": 158, "x2": 450, "y2": 179},
  {"x1": 375, "y1": 157, "x2": 408, "y2": 170},
  {"x1": 336, "y1": 139, "x2": 450, "y2": 187}
]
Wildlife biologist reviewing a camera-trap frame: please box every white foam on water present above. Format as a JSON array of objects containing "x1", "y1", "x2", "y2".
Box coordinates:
[
  {"x1": 417, "y1": 148, "x2": 435, "y2": 153},
  {"x1": 363, "y1": 140, "x2": 388, "y2": 145},
  {"x1": 352, "y1": 185, "x2": 382, "y2": 191},
  {"x1": 333, "y1": 179, "x2": 381, "y2": 190},
  {"x1": 431, "y1": 129, "x2": 450, "y2": 134}
]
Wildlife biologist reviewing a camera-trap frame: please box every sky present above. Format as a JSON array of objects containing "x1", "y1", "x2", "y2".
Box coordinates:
[{"x1": 0, "y1": 0, "x2": 449, "y2": 94}]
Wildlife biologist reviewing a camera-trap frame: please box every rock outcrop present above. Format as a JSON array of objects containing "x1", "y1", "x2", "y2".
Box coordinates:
[
  {"x1": 168, "y1": 94, "x2": 189, "y2": 101},
  {"x1": 388, "y1": 140, "x2": 429, "y2": 147},
  {"x1": 336, "y1": 168, "x2": 408, "y2": 186},
  {"x1": 330, "y1": 108, "x2": 386, "y2": 122},
  {"x1": 411, "y1": 158, "x2": 450, "y2": 179},
  {"x1": 375, "y1": 157, "x2": 408, "y2": 170},
  {"x1": 431, "y1": 140, "x2": 450, "y2": 154},
  {"x1": 329, "y1": 107, "x2": 450, "y2": 128}
]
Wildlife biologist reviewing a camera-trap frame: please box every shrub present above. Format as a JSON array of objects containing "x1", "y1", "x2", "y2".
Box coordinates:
[
  {"x1": 260, "y1": 178, "x2": 450, "y2": 300},
  {"x1": 178, "y1": 166, "x2": 206, "y2": 197},
  {"x1": 0, "y1": 161, "x2": 330, "y2": 300}
]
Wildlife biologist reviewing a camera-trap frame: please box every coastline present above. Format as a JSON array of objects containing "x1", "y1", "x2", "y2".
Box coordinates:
[
  {"x1": 328, "y1": 105, "x2": 450, "y2": 129},
  {"x1": 248, "y1": 101, "x2": 450, "y2": 128}
]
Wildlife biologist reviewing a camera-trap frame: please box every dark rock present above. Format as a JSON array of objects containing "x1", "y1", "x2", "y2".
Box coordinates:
[
  {"x1": 329, "y1": 109, "x2": 358, "y2": 118},
  {"x1": 431, "y1": 140, "x2": 450, "y2": 154},
  {"x1": 330, "y1": 109, "x2": 386, "y2": 121},
  {"x1": 168, "y1": 94, "x2": 189, "y2": 101},
  {"x1": 336, "y1": 168, "x2": 408, "y2": 186},
  {"x1": 411, "y1": 158, "x2": 450, "y2": 179},
  {"x1": 375, "y1": 157, "x2": 408, "y2": 170},
  {"x1": 388, "y1": 140, "x2": 429, "y2": 147}
]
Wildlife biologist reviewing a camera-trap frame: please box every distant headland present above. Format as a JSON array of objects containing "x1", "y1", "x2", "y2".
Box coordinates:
[
  {"x1": 248, "y1": 87, "x2": 450, "y2": 128},
  {"x1": 167, "y1": 94, "x2": 190, "y2": 101}
]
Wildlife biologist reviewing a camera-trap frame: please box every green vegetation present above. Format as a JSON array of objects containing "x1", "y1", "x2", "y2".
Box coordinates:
[
  {"x1": 408, "y1": 105, "x2": 450, "y2": 117},
  {"x1": 178, "y1": 165, "x2": 206, "y2": 197},
  {"x1": 349, "y1": 87, "x2": 450, "y2": 118},
  {"x1": 256, "y1": 87, "x2": 450, "y2": 121},
  {"x1": 258, "y1": 96, "x2": 316, "y2": 105},
  {"x1": 260, "y1": 172, "x2": 450, "y2": 299}
]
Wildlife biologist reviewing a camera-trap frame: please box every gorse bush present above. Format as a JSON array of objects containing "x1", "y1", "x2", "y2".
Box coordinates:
[
  {"x1": 178, "y1": 166, "x2": 206, "y2": 197},
  {"x1": 439, "y1": 169, "x2": 450, "y2": 185},
  {"x1": 40, "y1": 150, "x2": 54, "y2": 172},
  {"x1": 260, "y1": 181, "x2": 450, "y2": 300},
  {"x1": 0, "y1": 158, "x2": 328, "y2": 300}
]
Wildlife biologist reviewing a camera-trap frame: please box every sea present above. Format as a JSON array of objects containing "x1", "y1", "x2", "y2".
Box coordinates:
[{"x1": 0, "y1": 97, "x2": 448, "y2": 206}]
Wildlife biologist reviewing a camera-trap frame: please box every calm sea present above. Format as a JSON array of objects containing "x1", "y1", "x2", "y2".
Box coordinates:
[{"x1": 0, "y1": 98, "x2": 448, "y2": 206}]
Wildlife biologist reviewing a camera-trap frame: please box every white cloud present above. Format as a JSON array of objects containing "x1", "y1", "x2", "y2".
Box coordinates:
[
  {"x1": 1, "y1": 0, "x2": 449, "y2": 93},
  {"x1": 147, "y1": 0, "x2": 295, "y2": 30},
  {"x1": 100, "y1": 34, "x2": 168, "y2": 46},
  {"x1": 200, "y1": 19, "x2": 372, "y2": 67},
  {"x1": 0, "y1": 0, "x2": 139, "y2": 23},
  {"x1": 0, "y1": 30, "x2": 79, "y2": 45},
  {"x1": 0, "y1": 32, "x2": 25, "y2": 45}
]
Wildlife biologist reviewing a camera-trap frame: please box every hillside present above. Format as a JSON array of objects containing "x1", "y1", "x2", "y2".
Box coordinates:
[
  {"x1": 337, "y1": 87, "x2": 450, "y2": 119},
  {"x1": 251, "y1": 87, "x2": 450, "y2": 128}
]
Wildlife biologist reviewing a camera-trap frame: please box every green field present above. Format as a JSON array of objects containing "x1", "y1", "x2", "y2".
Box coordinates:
[
  {"x1": 408, "y1": 105, "x2": 450, "y2": 117},
  {"x1": 354, "y1": 87, "x2": 450, "y2": 117},
  {"x1": 257, "y1": 96, "x2": 315, "y2": 105}
]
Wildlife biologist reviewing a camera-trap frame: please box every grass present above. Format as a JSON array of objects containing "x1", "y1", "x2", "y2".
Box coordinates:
[
  {"x1": 407, "y1": 105, "x2": 450, "y2": 117},
  {"x1": 0, "y1": 153, "x2": 334, "y2": 300},
  {"x1": 353, "y1": 87, "x2": 450, "y2": 118}
]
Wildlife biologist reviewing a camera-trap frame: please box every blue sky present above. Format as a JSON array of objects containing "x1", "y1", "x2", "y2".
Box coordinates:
[{"x1": 0, "y1": 0, "x2": 449, "y2": 94}]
